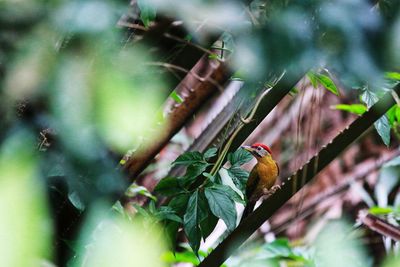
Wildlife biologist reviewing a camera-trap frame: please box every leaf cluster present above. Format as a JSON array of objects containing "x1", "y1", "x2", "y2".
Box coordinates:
[{"x1": 151, "y1": 147, "x2": 253, "y2": 254}]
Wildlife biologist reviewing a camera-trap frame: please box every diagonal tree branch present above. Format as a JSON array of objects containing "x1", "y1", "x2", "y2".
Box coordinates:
[
  {"x1": 198, "y1": 84, "x2": 400, "y2": 267},
  {"x1": 358, "y1": 210, "x2": 400, "y2": 241}
]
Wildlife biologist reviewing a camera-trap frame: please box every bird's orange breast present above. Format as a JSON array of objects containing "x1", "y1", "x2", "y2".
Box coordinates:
[{"x1": 254, "y1": 155, "x2": 279, "y2": 196}]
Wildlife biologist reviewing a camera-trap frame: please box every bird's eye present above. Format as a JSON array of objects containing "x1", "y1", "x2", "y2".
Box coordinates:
[{"x1": 257, "y1": 147, "x2": 261, "y2": 150}]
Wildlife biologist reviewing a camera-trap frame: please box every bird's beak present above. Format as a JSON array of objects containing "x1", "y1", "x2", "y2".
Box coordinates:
[{"x1": 241, "y1": 145, "x2": 255, "y2": 152}]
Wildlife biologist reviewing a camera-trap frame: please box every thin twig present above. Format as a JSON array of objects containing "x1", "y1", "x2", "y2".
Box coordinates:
[
  {"x1": 146, "y1": 61, "x2": 225, "y2": 91},
  {"x1": 358, "y1": 210, "x2": 400, "y2": 241}
]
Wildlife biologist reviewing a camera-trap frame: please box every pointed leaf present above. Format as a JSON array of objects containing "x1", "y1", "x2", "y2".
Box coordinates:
[
  {"x1": 332, "y1": 104, "x2": 367, "y2": 115},
  {"x1": 204, "y1": 147, "x2": 218, "y2": 159},
  {"x1": 228, "y1": 148, "x2": 253, "y2": 166},
  {"x1": 179, "y1": 163, "x2": 209, "y2": 188},
  {"x1": 316, "y1": 74, "x2": 339, "y2": 96},
  {"x1": 173, "y1": 151, "x2": 205, "y2": 166},
  {"x1": 374, "y1": 115, "x2": 391, "y2": 146},
  {"x1": 204, "y1": 187, "x2": 237, "y2": 231},
  {"x1": 154, "y1": 177, "x2": 185, "y2": 196},
  {"x1": 307, "y1": 71, "x2": 318, "y2": 88},
  {"x1": 183, "y1": 190, "x2": 208, "y2": 254},
  {"x1": 227, "y1": 166, "x2": 249, "y2": 192}
]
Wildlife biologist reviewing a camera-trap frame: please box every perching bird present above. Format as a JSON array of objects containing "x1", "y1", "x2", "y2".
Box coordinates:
[{"x1": 240, "y1": 143, "x2": 279, "y2": 222}]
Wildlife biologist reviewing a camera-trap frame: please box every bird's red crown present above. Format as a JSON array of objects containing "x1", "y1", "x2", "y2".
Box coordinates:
[{"x1": 251, "y1": 143, "x2": 272, "y2": 154}]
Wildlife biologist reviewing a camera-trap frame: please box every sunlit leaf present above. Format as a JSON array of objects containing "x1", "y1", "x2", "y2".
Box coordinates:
[
  {"x1": 0, "y1": 132, "x2": 51, "y2": 266},
  {"x1": 74, "y1": 206, "x2": 166, "y2": 267},
  {"x1": 332, "y1": 104, "x2": 367, "y2": 115},
  {"x1": 369, "y1": 206, "x2": 394, "y2": 215},
  {"x1": 316, "y1": 73, "x2": 339, "y2": 96}
]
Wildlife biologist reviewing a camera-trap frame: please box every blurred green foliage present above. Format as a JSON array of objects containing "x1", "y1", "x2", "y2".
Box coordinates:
[{"x1": 1, "y1": 0, "x2": 400, "y2": 266}]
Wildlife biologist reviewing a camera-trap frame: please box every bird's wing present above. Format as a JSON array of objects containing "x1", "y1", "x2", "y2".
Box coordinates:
[
  {"x1": 275, "y1": 161, "x2": 280, "y2": 176},
  {"x1": 245, "y1": 167, "x2": 259, "y2": 200}
]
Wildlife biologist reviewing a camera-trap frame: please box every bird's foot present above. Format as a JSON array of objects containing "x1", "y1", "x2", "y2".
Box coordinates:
[{"x1": 263, "y1": 185, "x2": 281, "y2": 196}]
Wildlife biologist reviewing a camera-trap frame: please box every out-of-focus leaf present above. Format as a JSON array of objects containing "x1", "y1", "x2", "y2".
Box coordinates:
[
  {"x1": 169, "y1": 90, "x2": 183, "y2": 103},
  {"x1": 385, "y1": 72, "x2": 400, "y2": 81},
  {"x1": 386, "y1": 105, "x2": 400, "y2": 126},
  {"x1": 74, "y1": 206, "x2": 166, "y2": 267},
  {"x1": 183, "y1": 190, "x2": 208, "y2": 254},
  {"x1": 162, "y1": 250, "x2": 200, "y2": 265},
  {"x1": 204, "y1": 147, "x2": 218, "y2": 159},
  {"x1": 332, "y1": 104, "x2": 367, "y2": 115},
  {"x1": 262, "y1": 239, "x2": 293, "y2": 258},
  {"x1": 316, "y1": 74, "x2": 339, "y2": 96},
  {"x1": 0, "y1": 132, "x2": 51, "y2": 267},
  {"x1": 369, "y1": 206, "x2": 394, "y2": 215},
  {"x1": 314, "y1": 220, "x2": 368, "y2": 267},
  {"x1": 228, "y1": 148, "x2": 253, "y2": 166},
  {"x1": 204, "y1": 186, "x2": 237, "y2": 231},
  {"x1": 126, "y1": 183, "x2": 157, "y2": 201},
  {"x1": 172, "y1": 151, "x2": 205, "y2": 166},
  {"x1": 383, "y1": 155, "x2": 400, "y2": 168},
  {"x1": 138, "y1": 0, "x2": 157, "y2": 28},
  {"x1": 375, "y1": 167, "x2": 399, "y2": 207},
  {"x1": 154, "y1": 177, "x2": 185, "y2": 197},
  {"x1": 307, "y1": 71, "x2": 318, "y2": 88},
  {"x1": 68, "y1": 191, "x2": 86, "y2": 211}
]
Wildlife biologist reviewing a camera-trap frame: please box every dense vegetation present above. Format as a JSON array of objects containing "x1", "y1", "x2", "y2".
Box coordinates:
[{"x1": 1, "y1": 0, "x2": 400, "y2": 266}]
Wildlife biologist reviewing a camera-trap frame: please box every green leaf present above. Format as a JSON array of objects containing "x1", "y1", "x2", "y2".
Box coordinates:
[
  {"x1": 183, "y1": 190, "x2": 208, "y2": 254},
  {"x1": 385, "y1": 72, "x2": 400, "y2": 81},
  {"x1": 164, "y1": 221, "x2": 180, "y2": 250},
  {"x1": 204, "y1": 187, "x2": 237, "y2": 232},
  {"x1": 227, "y1": 166, "x2": 249, "y2": 192},
  {"x1": 203, "y1": 147, "x2": 218, "y2": 159},
  {"x1": 169, "y1": 193, "x2": 190, "y2": 216},
  {"x1": 200, "y1": 211, "x2": 218, "y2": 239},
  {"x1": 263, "y1": 238, "x2": 293, "y2": 258},
  {"x1": 316, "y1": 74, "x2": 339, "y2": 96},
  {"x1": 361, "y1": 89, "x2": 379, "y2": 107},
  {"x1": 132, "y1": 203, "x2": 150, "y2": 218},
  {"x1": 228, "y1": 148, "x2": 253, "y2": 166},
  {"x1": 126, "y1": 183, "x2": 157, "y2": 201},
  {"x1": 212, "y1": 184, "x2": 245, "y2": 204},
  {"x1": 307, "y1": 71, "x2": 318, "y2": 88},
  {"x1": 332, "y1": 104, "x2": 367, "y2": 115},
  {"x1": 162, "y1": 250, "x2": 200, "y2": 265},
  {"x1": 170, "y1": 90, "x2": 183, "y2": 103},
  {"x1": 179, "y1": 163, "x2": 209, "y2": 188},
  {"x1": 137, "y1": 0, "x2": 156, "y2": 28},
  {"x1": 173, "y1": 151, "x2": 205, "y2": 166},
  {"x1": 154, "y1": 177, "x2": 185, "y2": 196},
  {"x1": 369, "y1": 206, "x2": 394, "y2": 215},
  {"x1": 156, "y1": 206, "x2": 182, "y2": 223},
  {"x1": 374, "y1": 115, "x2": 391, "y2": 146},
  {"x1": 362, "y1": 90, "x2": 391, "y2": 146}
]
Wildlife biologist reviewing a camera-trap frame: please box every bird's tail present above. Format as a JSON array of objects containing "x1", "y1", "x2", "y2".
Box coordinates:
[{"x1": 240, "y1": 201, "x2": 256, "y2": 224}]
